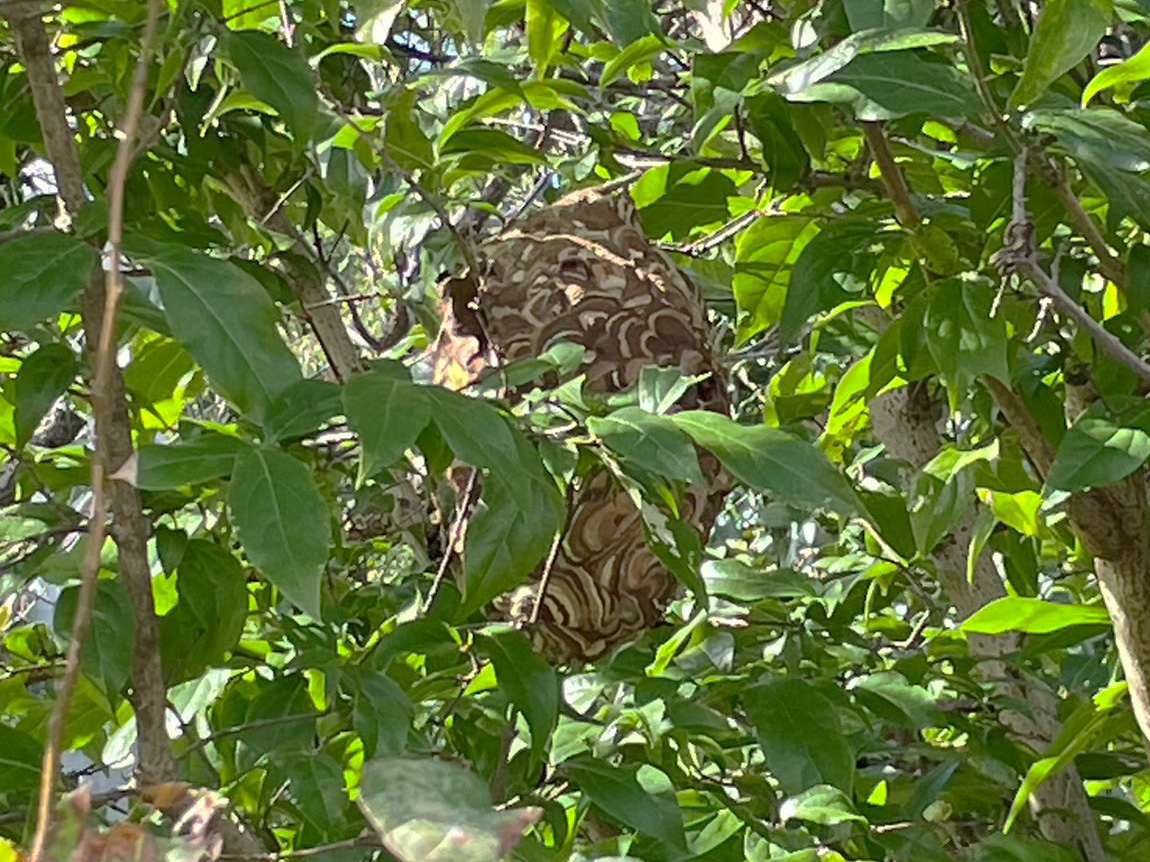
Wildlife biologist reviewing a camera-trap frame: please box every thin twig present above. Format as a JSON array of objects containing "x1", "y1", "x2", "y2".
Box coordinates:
[
  {"x1": 994, "y1": 151, "x2": 1150, "y2": 386},
  {"x1": 180, "y1": 712, "x2": 328, "y2": 758},
  {"x1": 1019, "y1": 258, "x2": 1150, "y2": 385},
  {"x1": 956, "y1": 0, "x2": 1021, "y2": 149},
  {"x1": 218, "y1": 837, "x2": 380, "y2": 861},
  {"x1": 861, "y1": 122, "x2": 920, "y2": 229},
  {"x1": 423, "y1": 470, "x2": 480, "y2": 613},
  {"x1": 16, "y1": 2, "x2": 164, "y2": 858},
  {"x1": 1048, "y1": 162, "x2": 1127, "y2": 287},
  {"x1": 528, "y1": 478, "x2": 577, "y2": 625}
]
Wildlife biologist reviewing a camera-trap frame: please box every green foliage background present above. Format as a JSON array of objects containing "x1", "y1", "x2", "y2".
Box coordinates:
[{"x1": 4, "y1": 0, "x2": 1150, "y2": 860}]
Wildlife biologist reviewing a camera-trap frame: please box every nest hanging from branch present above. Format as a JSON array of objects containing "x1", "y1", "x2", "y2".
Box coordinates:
[{"x1": 430, "y1": 190, "x2": 730, "y2": 662}]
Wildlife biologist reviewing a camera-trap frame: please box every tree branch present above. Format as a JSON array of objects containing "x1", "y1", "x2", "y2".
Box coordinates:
[
  {"x1": 861, "y1": 122, "x2": 920, "y2": 229},
  {"x1": 4, "y1": 7, "x2": 175, "y2": 859}
]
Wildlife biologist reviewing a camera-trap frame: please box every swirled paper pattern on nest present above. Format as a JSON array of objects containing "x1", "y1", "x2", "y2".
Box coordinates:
[{"x1": 432, "y1": 190, "x2": 729, "y2": 662}]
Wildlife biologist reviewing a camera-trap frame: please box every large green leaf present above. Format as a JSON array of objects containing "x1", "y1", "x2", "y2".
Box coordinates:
[
  {"x1": 733, "y1": 215, "x2": 820, "y2": 343},
  {"x1": 1010, "y1": 0, "x2": 1113, "y2": 109},
  {"x1": 744, "y1": 679, "x2": 855, "y2": 795},
  {"x1": 671, "y1": 411, "x2": 857, "y2": 512},
  {"x1": 281, "y1": 753, "x2": 349, "y2": 840},
  {"x1": 921, "y1": 279, "x2": 1010, "y2": 396},
  {"x1": 1083, "y1": 40, "x2": 1150, "y2": 106},
  {"x1": 631, "y1": 164, "x2": 736, "y2": 241},
  {"x1": 159, "y1": 539, "x2": 248, "y2": 684},
  {"x1": 219, "y1": 29, "x2": 319, "y2": 139},
  {"x1": 461, "y1": 467, "x2": 561, "y2": 616},
  {"x1": 359, "y1": 758, "x2": 540, "y2": 862},
  {"x1": 0, "y1": 725, "x2": 42, "y2": 794},
  {"x1": 136, "y1": 432, "x2": 245, "y2": 490},
  {"x1": 343, "y1": 366, "x2": 431, "y2": 480},
  {"x1": 588, "y1": 407, "x2": 706, "y2": 485},
  {"x1": 138, "y1": 244, "x2": 302, "y2": 427},
  {"x1": 564, "y1": 758, "x2": 687, "y2": 853},
  {"x1": 230, "y1": 447, "x2": 331, "y2": 618},
  {"x1": 55, "y1": 579, "x2": 135, "y2": 695},
  {"x1": 843, "y1": 0, "x2": 933, "y2": 30},
  {"x1": 13, "y1": 343, "x2": 75, "y2": 447},
  {"x1": 0, "y1": 233, "x2": 96, "y2": 331},
  {"x1": 779, "y1": 785, "x2": 866, "y2": 826},
  {"x1": 347, "y1": 669, "x2": 413, "y2": 758},
  {"x1": 820, "y1": 50, "x2": 981, "y2": 119},
  {"x1": 1026, "y1": 109, "x2": 1150, "y2": 174},
  {"x1": 480, "y1": 630, "x2": 559, "y2": 761},
  {"x1": 961, "y1": 597, "x2": 1111, "y2": 635},
  {"x1": 1047, "y1": 410, "x2": 1150, "y2": 492},
  {"x1": 781, "y1": 220, "x2": 877, "y2": 342}
]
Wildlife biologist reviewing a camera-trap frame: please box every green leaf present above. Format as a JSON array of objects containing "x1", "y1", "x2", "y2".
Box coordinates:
[
  {"x1": 700, "y1": 559, "x2": 818, "y2": 601},
  {"x1": 961, "y1": 597, "x2": 1111, "y2": 635},
  {"x1": 1083, "y1": 39, "x2": 1150, "y2": 106},
  {"x1": 136, "y1": 433, "x2": 245, "y2": 490},
  {"x1": 343, "y1": 368, "x2": 431, "y2": 480},
  {"x1": 782, "y1": 220, "x2": 876, "y2": 342},
  {"x1": 745, "y1": 93, "x2": 811, "y2": 192},
  {"x1": 672, "y1": 411, "x2": 858, "y2": 512},
  {"x1": 540, "y1": 0, "x2": 598, "y2": 35},
  {"x1": 122, "y1": 338, "x2": 195, "y2": 406},
  {"x1": 159, "y1": 540, "x2": 248, "y2": 684},
  {"x1": 1005, "y1": 684, "x2": 1128, "y2": 832},
  {"x1": 769, "y1": 29, "x2": 961, "y2": 97},
  {"x1": 733, "y1": 215, "x2": 820, "y2": 343},
  {"x1": 843, "y1": 0, "x2": 934, "y2": 30},
  {"x1": 230, "y1": 447, "x2": 331, "y2": 618},
  {"x1": 219, "y1": 30, "x2": 319, "y2": 139},
  {"x1": 1047, "y1": 411, "x2": 1150, "y2": 492},
  {"x1": 0, "y1": 233, "x2": 96, "y2": 331},
  {"x1": 263, "y1": 379, "x2": 343, "y2": 443},
  {"x1": 526, "y1": 0, "x2": 567, "y2": 76},
  {"x1": 745, "y1": 679, "x2": 855, "y2": 795},
  {"x1": 1026, "y1": 109, "x2": 1150, "y2": 174},
  {"x1": 14, "y1": 343, "x2": 75, "y2": 447},
  {"x1": 55, "y1": 579, "x2": 135, "y2": 694},
  {"x1": 850, "y1": 671, "x2": 940, "y2": 729},
  {"x1": 600, "y1": 34, "x2": 663, "y2": 85},
  {"x1": 602, "y1": 0, "x2": 659, "y2": 46},
  {"x1": 461, "y1": 470, "x2": 561, "y2": 616},
  {"x1": 359, "y1": 758, "x2": 540, "y2": 862},
  {"x1": 822, "y1": 50, "x2": 981, "y2": 119},
  {"x1": 779, "y1": 785, "x2": 866, "y2": 825},
  {"x1": 385, "y1": 90, "x2": 434, "y2": 171},
  {"x1": 0, "y1": 725, "x2": 43, "y2": 794},
  {"x1": 922, "y1": 279, "x2": 1010, "y2": 397},
  {"x1": 137, "y1": 244, "x2": 302, "y2": 427},
  {"x1": 281, "y1": 753, "x2": 349, "y2": 839},
  {"x1": 632, "y1": 164, "x2": 735, "y2": 241},
  {"x1": 1010, "y1": 0, "x2": 1113, "y2": 109},
  {"x1": 565, "y1": 758, "x2": 687, "y2": 852},
  {"x1": 480, "y1": 630, "x2": 559, "y2": 760},
  {"x1": 347, "y1": 669, "x2": 413, "y2": 758},
  {"x1": 440, "y1": 128, "x2": 549, "y2": 167},
  {"x1": 589, "y1": 407, "x2": 706, "y2": 485}
]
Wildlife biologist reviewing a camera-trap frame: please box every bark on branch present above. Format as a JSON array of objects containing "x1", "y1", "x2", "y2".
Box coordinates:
[{"x1": 3, "y1": 6, "x2": 175, "y2": 858}]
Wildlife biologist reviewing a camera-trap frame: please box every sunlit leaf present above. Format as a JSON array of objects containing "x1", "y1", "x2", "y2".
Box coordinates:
[
  {"x1": 219, "y1": 29, "x2": 319, "y2": 139},
  {"x1": 961, "y1": 597, "x2": 1111, "y2": 635},
  {"x1": 1010, "y1": 0, "x2": 1113, "y2": 109}
]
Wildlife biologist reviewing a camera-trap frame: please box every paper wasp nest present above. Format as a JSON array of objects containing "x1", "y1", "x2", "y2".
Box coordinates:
[{"x1": 431, "y1": 190, "x2": 729, "y2": 662}]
